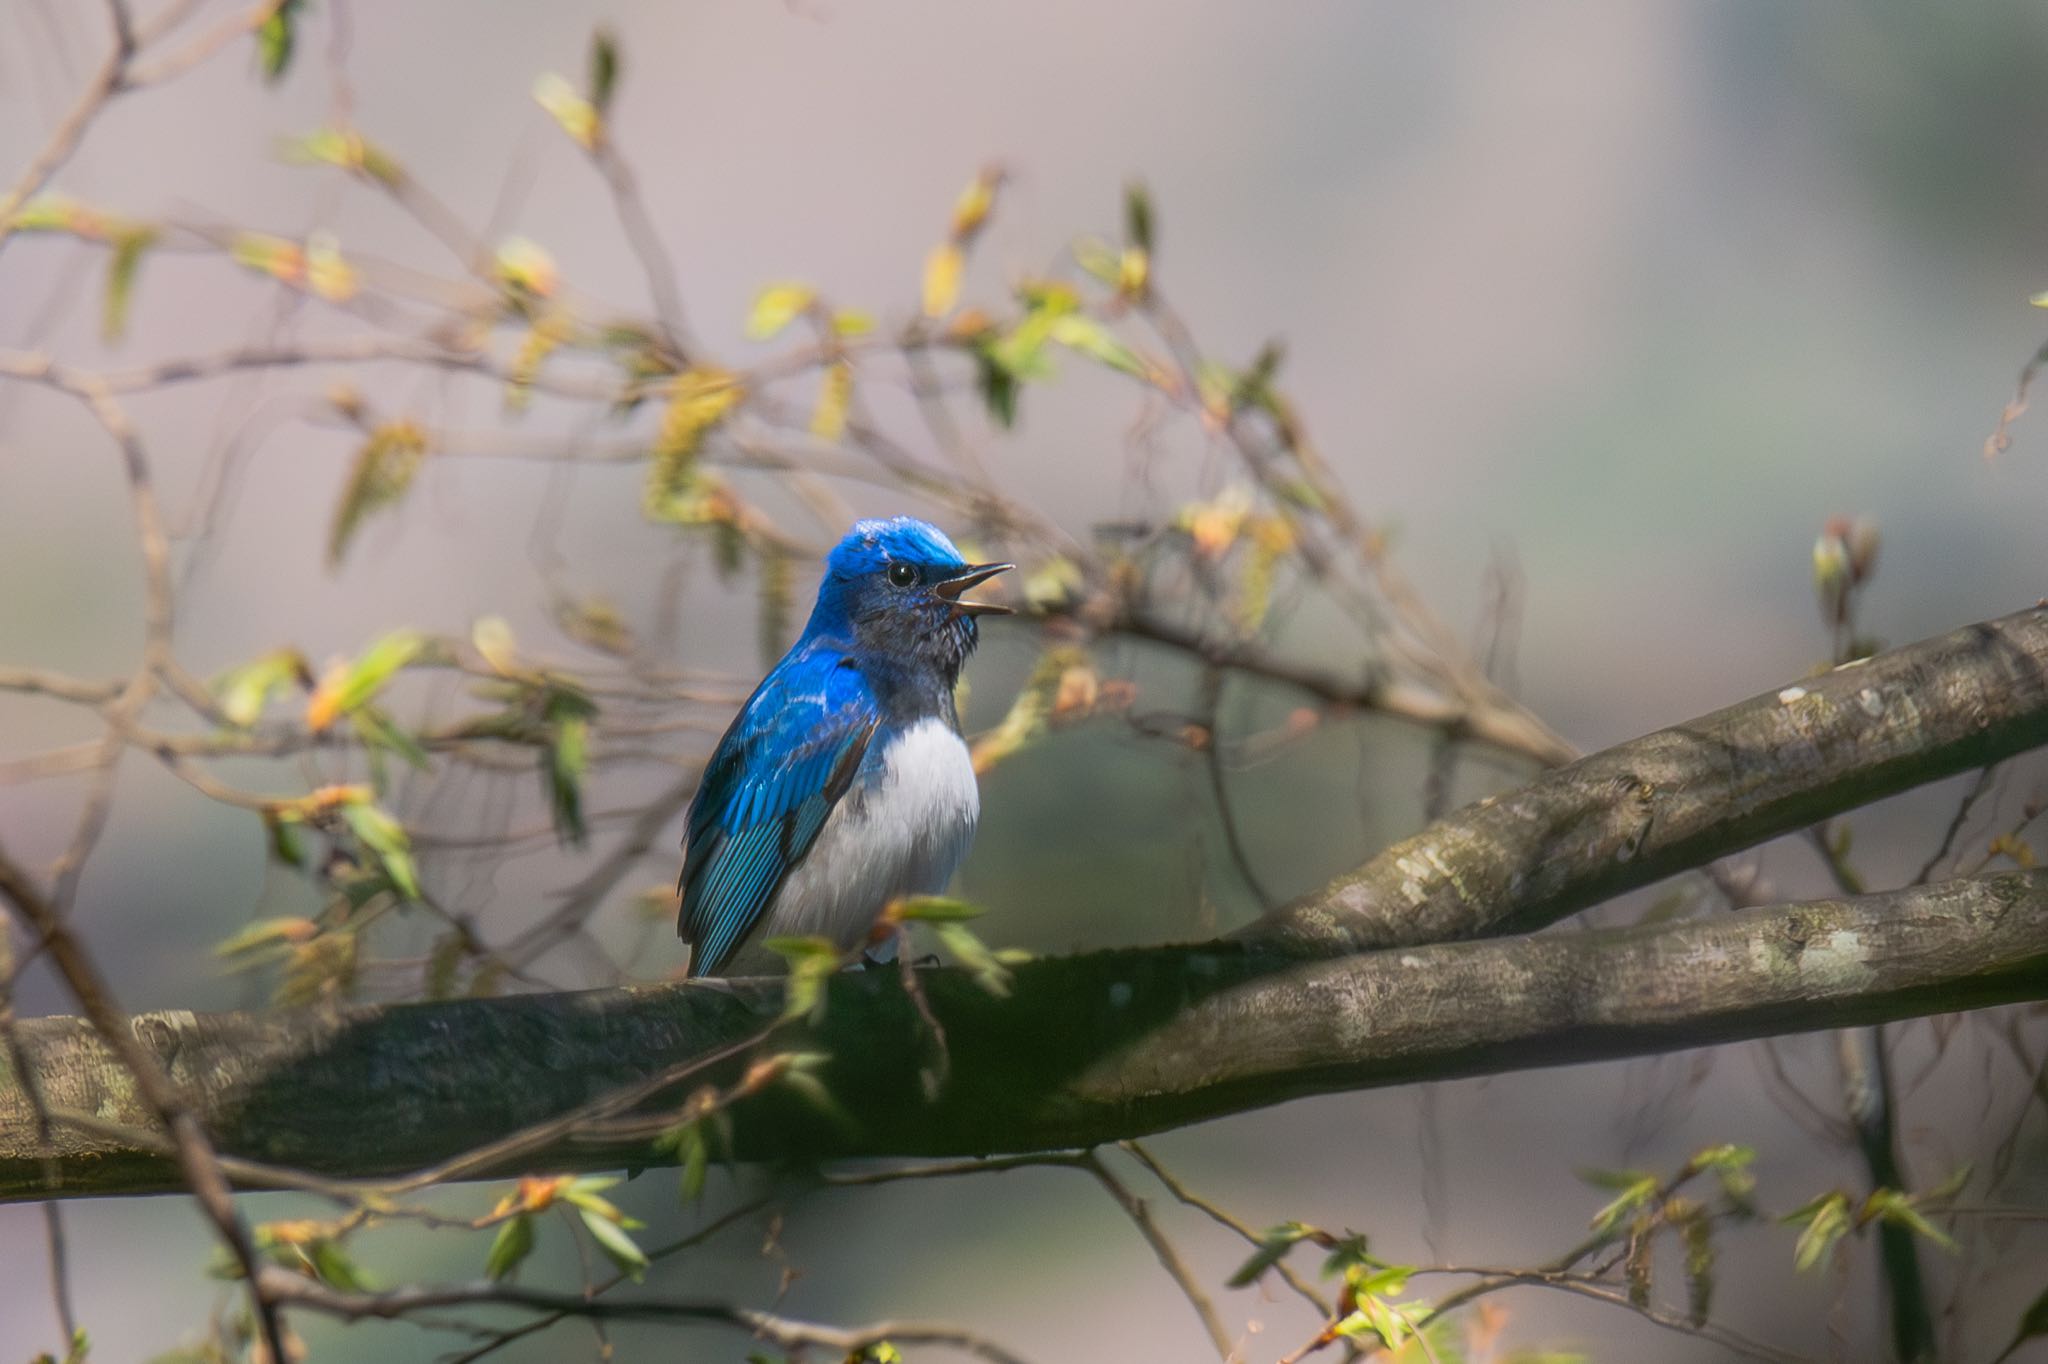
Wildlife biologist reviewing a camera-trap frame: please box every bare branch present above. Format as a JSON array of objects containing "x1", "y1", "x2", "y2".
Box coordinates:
[
  {"x1": 0, "y1": 25, "x2": 125, "y2": 242},
  {"x1": 1111, "y1": 607, "x2": 1576, "y2": 769},
  {"x1": 1121, "y1": 1140, "x2": 1331, "y2": 1316},
  {"x1": 1078, "y1": 1149, "x2": 1237, "y2": 1360},
  {"x1": 255, "y1": 1267, "x2": 1035, "y2": 1364},
  {"x1": 1253, "y1": 605, "x2": 2048, "y2": 955}
]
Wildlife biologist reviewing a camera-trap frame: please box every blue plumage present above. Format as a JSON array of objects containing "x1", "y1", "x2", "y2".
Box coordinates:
[{"x1": 678, "y1": 517, "x2": 1011, "y2": 977}]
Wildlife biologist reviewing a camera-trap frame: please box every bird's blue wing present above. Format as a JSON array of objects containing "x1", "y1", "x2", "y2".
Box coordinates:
[{"x1": 679, "y1": 647, "x2": 880, "y2": 976}]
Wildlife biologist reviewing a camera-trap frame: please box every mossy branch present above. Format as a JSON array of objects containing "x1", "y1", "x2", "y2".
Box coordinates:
[{"x1": 3, "y1": 871, "x2": 2045, "y2": 1198}]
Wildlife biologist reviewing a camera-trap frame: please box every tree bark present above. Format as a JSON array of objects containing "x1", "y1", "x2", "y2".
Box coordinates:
[
  {"x1": 1252, "y1": 605, "x2": 2048, "y2": 955},
  {"x1": 5, "y1": 872, "x2": 2046, "y2": 1199}
]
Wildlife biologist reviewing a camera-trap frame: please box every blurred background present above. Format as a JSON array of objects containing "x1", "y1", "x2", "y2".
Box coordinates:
[{"x1": 5, "y1": 1, "x2": 2048, "y2": 1360}]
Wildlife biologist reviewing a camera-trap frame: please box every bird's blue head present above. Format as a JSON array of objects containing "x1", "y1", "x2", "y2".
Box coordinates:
[{"x1": 806, "y1": 517, "x2": 1012, "y2": 679}]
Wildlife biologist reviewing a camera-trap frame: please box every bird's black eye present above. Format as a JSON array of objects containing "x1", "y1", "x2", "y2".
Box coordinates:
[{"x1": 887, "y1": 562, "x2": 919, "y2": 588}]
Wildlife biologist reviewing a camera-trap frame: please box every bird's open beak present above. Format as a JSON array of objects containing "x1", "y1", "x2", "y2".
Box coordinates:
[{"x1": 934, "y1": 562, "x2": 1014, "y2": 616}]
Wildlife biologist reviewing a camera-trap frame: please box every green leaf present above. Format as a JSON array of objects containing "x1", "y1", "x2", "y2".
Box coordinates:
[
  {"x1": 266, "y1": 813, "x2": 306, "y2": 868},
  {"x1": 1688, "y1": 1143, "x2": 1758, "y2": 1208},
  {"x1": 764, "y1": 936, "x2": 840, "y2": 1020},
  {"x1": 103, "y1": 226, "x2": 156, "y2": 342},
  {"x1": 934, "y1": 921, "x2": 1017, "y2": 996},
  {"x1": 1682, "y1": 1214, "x2": 1714, "y2": 1326},
  {"x1": 1226, "y1": 1222, "x2": 1320, "y2": 1288},
  {"x1": 1686, "y1": 1143, "x2": 1754, "y2": 1175},
  {"x1": 1049, "y1": 314, "x2": 1145, "y2": 377},
  {"x1": 588, "y1": 27, "x2": 620, "y2": 118},
  {"x1": 1784, "y1": 1191, "x2": 1852, "y2": 1272},
  {"x1": 922, "y1": 241, "x2": 964, "y2": 317},
  {"x1": 668, "y1": 1120, "x2": 710, "y2": 1204},
  {"x1": 485, "y1": 1213, "x2": 536, "y2": 1281},
  {"x1": 333, "y1": 630, "x2": 428, "y2": 716},
  {"x1": 350, "y1": 705, "x2": 432, "y2": 773},
  {"x1": 1015, "y1": 279, "x2": 1081, "y2": 314},
  {"x1": 43, "y1": 1328, "x2": 89, "y2": 1364},
  {"x1": 1123, "y1": 180, "x2": 1154, "y2": 254},
  {"x1": 1582, "y1": 1170, "x2": 1658, "y2": 1236},
  {"x1": 279, "y1": 126, "x2": 403, "y2": 186},
  {"x1": 329, "y1": 422, "x2": 429, "y2": 567},
  {"x1": 891, "y1": 895, "x2": 984, "y2": 923},
  {"x1": 1862, "y1": 1189, "x2": 1957, "y2": 1254},
  {"x1": 545, "y1": 707, "x2": 591, "y2": 846},
  {"x1": 533, "y1": 72, "x2": 600, "y2": 150},
  {"x1": 257, "y1": 0, "x2": 302, "y2": 82},
  {"x1": 1346, "y1": 1261, "x2": 1413, "y2": 1300},
  {"x1": 987, "y1": 309, "x2": 1061, "y2": 380},
  {"x1": 1353, "y1": 1293, "x2": 1409, "y2": 1351},
  {"x1": 1317, "y1": 1232, "x2": 1372, "y2": 1277},
  {"x1": 645, "y1": 369, "x2": 745, "y2": 520},
  {"x1": 1922, "y1": 1163, "x2": 1973, "y2": 1204},
  {"x1": 1237, "y1": 339, "x2": 1286, "y2": 411},
  {"x1": 493, "y1": 236, "x2": 559, "y2": 298},
  {"x1": 580, "y1": 1206, "x2": 648, "y2": 1281},
  {"x1": 974, "y1": 348, "x2": 1019, "y2": 428},
  {"x1": 850, "y1": 1346, "x2": 903, "y2": 1364},
  {"x1": 215, "y1": 648, "x2": 309, "y2": 728},
  {"x1": 214, "y1": 916, "x2": 317, "y2": 962},
  {"x1": 341, "y1": 800, "x2": 421, "y2": 900},
  {"x1": 1072, "y1": 235, "x2": 1120, "y2": 286},
  {"x1": 777, "y1": 1055, "x2": 855, "y2": 1130},
  {"x1": 746, "y1": 282, "x2": 816, "y2": 341},
  {"x1": 308, "y1": 1238, "x2": 376, "y2": 1293},
  {"x1": 563, "y1": 1175, "x2": 642, "y2": 1229},
  {"x1": 810, "y1": 359, "x2": 852, "y2": 444}
]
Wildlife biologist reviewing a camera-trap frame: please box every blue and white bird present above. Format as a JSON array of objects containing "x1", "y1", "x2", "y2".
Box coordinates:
[{"x1": 678, "y1": 517, "x2": 1011, "y2": 977}]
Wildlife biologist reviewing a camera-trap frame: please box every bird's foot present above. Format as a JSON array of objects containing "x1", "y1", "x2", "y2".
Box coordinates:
[{"x1": 857, "y1": 949, "x2": 941, "y2": 970}]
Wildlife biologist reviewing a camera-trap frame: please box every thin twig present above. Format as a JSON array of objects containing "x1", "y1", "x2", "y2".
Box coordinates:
[
  {"x1": 1078, "y1": 1149, "x2": 1237, "y2": 1361},
  {"x1": 444, "y1": 1193, "x2": 782, "y2": 1364},
  {"x1": 1198, "y1": 666, "x2": 1276, "y2": 910},
  {"x1": 256, "y1": 1268, "x2": 1035, "y2": 1364},
  {"x1": 0, "y1": 18, "x2": 124, "y2": 242},
  {"x1": 1403, "y1": 1266, "x2": 1815, "y2": 1364},
  {"x1": 41, "y1": 1205, "x2": 78, "y2": 1340},
  {"x1": 590, "y1": 136, "x2": 694, "y2": 362},
  {"x1": 1915, "y1": 765, "x2": 1999, "y2": 885},
  {"x1": 1121, "y1": 1140, "x2": 1330, "y2": 1316}
]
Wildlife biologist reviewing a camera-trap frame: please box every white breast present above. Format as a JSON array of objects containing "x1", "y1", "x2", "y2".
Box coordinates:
[{"x1": 743, "y1": 717, "x2": 980, "y2": 965}]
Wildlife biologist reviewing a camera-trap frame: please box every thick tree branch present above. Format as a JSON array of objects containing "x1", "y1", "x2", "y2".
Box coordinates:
[
  {"x1": 4, "y1": 872, "x2": 2045, "y2": 1198},
  {"x1": 1252, "y1": 604, "x2": 2048, "y2": 955}
]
